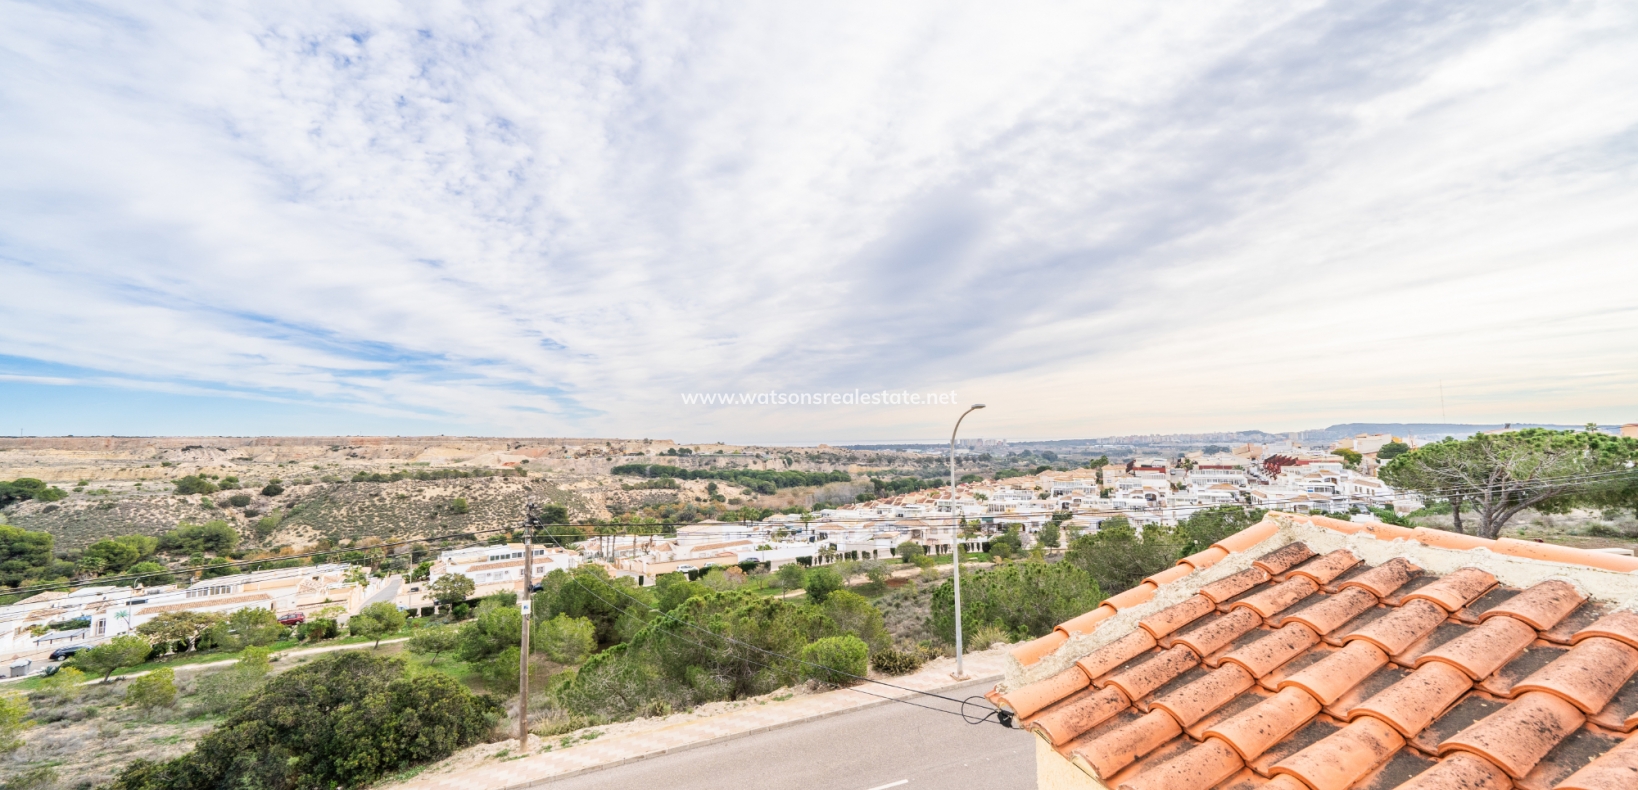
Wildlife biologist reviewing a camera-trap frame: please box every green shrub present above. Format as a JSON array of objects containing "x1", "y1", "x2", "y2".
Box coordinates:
[
  {"x1": 172, "y1": 476, "x2": 218, "y2": 495},
  {"x1": 479, "y1": 646, "x2": 520, "y2": 689},
  {"x1": 802, "y1": 566, "x2": 843, "y2": 603},
  {"x1": 260, "y1": 483, "x2": 284, "y2": 497},
  {"x1": 126, "y1": 667, "x2": 176, "y2": 709},
  {"x1": 205, "y1": 608, "x2": 288, "y2": 651},
  {"x1": 0, "y1": 693, "x2": 28, "y2": 752},
  {"x1": 869, "y1": 647, "x2": 924, "y2": 676},
  {"x1": 535, "y1": 614, "x2": 597, "y2": 665},
  {"x1": 931, "y1": 559, "x2": 1103, "y2": 643},
  {"x1": 227, "y1": 494, "x2": 252, "y2": 508},
  {"x1": 800, "y1": 635, "x2": 867, "y2": 685},
  {"x1": 298, "y1": 618, "x2": 339, "y2": 642},
  {"x1": 110, "y1": 653, "x2": 500, "y2": 790},
  {"x1": 348, "y1": 602, "x2": 406, "y2": 647}
]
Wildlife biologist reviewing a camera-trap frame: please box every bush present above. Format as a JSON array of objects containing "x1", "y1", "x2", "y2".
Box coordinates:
[
  {"x1": 774, "y1": 562, "x2": 807, "y2": 590},
  {"x1": 126, "y1": 667, "x2": 176, "y2": 709},
  {"x1": 227, "y1": 494, "x2": 252, "y2": 508},
  {"x1": 407, "y1": 625, "x2": 461, "y2": 665},
  {"x1": 298, "y1": 618, "x2": 339, "y2": 643},
  {"x1": 109, "y1": 652, "x2": 500, "y2": 790},
  {"x1": 450, "y1": 497, "x2": 470, "y2": 515},
  {"x1": 821, "y1": 591, "x2": 890, "y2": 654},
  {"x1": 869, "y1": 647, "x2": 926, "y2": 676},
  {"x1": 800, "y1": 635, "x2": 868, "y2": 685},
  {"x1": 206, "y1": 608, "x2": 288, "y2": 651},
  {"x1": 1063, "y1": 517, "x2": 1176, "y2": 594},
  {"x1": 895, "y1": 542, "x2": 925, "y2": 564},
  {"x1": 157, "y1": 521, "x2": 239, "y2": 555},
  {"x1": 172, "y1": 476, "x2": 218, "y2": 495},
  {"x1": 0, "y1": 693, "x2": 28, "y2": 752},
  {"x1": 127, "y1": 561, "x2": 174, "y2": 587},
  {"x1": 260, "y1": 483, "x2": 284, "y2": 497},
  {"x1": 536, "y1": 614, "x2": 597, "y2": 665},
  {"x1": 803, "y1": 566, "x2": 843, "y2": 603},
  {"x1": 187, "y1": 650, "x2": 268, "y2": 716},
  {"x1": 478, "y1": 646, "x2": 521, "y2": 689},
  {"x1": 37, "y1": 666, "x2": 85, "y2": 700}
]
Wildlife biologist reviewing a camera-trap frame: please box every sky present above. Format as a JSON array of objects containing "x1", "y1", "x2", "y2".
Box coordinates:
[{"x1": 1, "y1": 1, "x2": 1635, "y2": 444}]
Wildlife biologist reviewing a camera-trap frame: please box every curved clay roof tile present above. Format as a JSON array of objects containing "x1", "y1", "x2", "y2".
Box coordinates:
[
  {"x1": 1069, "y1": 709, "x2": 1183, "y2": 781},
  {"x1": 1339, "y1": 599, "x2": 1447, "y2": 656},
  {"x1": 1269, "y1": 715, "x2": 1405, "y2": 790},
  {"x1": 1251, "y1": 542, "x2": 1316, "y2": 576},
  {"x1": 1148, "y1": 664, "x2": 1255, "y2": 728},
  {"x1": 1137, "y1": 595, "x2": 1215, "y2": 640},
  {"x1": 1436, "y1": 691, "x2": 1585, "y2": 779},
  {"x1": 1104, "y1": 645, "x2": 1200, "y2": 703},
  {"x1": 1554, "y1": 732, "x2": 1638, "y2": 790},
  {"x1": 1345, "y1": 660, "x2": 1473, "y2": 738},
  {"x1": 1202, "y1": 686, "x2": 1323, "y2": 761},
  {"x1": 1197, "y1": 567, "x2": 1271, "y2": 604},
  {"x1": 1171, "y1": 608, "x2": 1262, "y2": 658},
  {"x1": 1278, "y1": 640, "x2": 1389, "y2": 706},
  {"x1": 1219, "y1": 623, "x2": 1320, "y2": 679},
  {"x1": 1478, "y1": 578, "x2": 1587, "y2": 630},
  {"x1": 1415, "y1": 615, "x2": 1536, "y2": 680},
  {"x1": 1025, "y1": 685, "x2": 1131, "y2": 746},
  {"x1": 1570, "y1": 609, "x2": 1638, "y2": 651},
  {"x1": 1509, "y1": 636, "x2": 1638, "y2": 714},
  {"x1": 1075, "y1": 630, "x2": 1160, "y2": 682},
  {"x1": 1279, "y1": 587, "x2": 1379, "y2": 636},
  {"x1": 1284, "y1": 549, "x2": 1361, "y2": 585},
  {"x1": 1337, "y1": 556, "x2": 1421, "y2": 598},
  {"x1": 1402, "y1": 567, "x2": 1498, "y2": 612},
  {"x1": 1230, "y1": 577, "x2": 1320, "y2": 619},
  {"x1": 1390, "y1": 752, "x2": 1512, "y2": 790},
  {"x1": 1115, "y1": 737, "x2": 1243, "y2": 790},
  {"x1": 996, "y1": 666, "x2": 1089, "y2": 719}
]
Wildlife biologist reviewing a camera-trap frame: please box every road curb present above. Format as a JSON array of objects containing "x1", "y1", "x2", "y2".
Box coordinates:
[{"x1": 439, "y1": 673, "x2": 1004, "y2": 789}]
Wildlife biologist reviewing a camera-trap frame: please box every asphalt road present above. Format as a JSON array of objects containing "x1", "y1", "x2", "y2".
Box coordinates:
[
  {"x1": 546, "y1": 679, "x2": 1036, "y2": 790},
  {"x1": 364, "y1": 576, "x2": 403, "y2": 607}
]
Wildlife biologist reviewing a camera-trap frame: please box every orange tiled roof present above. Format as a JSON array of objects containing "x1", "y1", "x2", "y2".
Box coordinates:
[{"x1": 991, "y1": 512, "x2": 1638, "y2": 790}]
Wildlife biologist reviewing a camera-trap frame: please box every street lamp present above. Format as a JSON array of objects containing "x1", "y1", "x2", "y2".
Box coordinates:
[{"x1": 949, "y1": 403, "x2": 985, "y2": 679}]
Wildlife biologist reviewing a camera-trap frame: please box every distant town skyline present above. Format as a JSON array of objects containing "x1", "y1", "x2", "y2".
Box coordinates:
[{"x1": 2, "y1": 2, "x2": 1635, "y2": 443}]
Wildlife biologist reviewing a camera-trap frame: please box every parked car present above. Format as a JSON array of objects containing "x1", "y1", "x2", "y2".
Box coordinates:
[
  {"x1": 277, "y1": 612, "x2": 306, "y2": 626},
  {"x1": 675, "y1": 564, "x2": 698, "y2": 573},
  {"x1": 49, "y1": 645, "x2": 88, "y2": 661}
]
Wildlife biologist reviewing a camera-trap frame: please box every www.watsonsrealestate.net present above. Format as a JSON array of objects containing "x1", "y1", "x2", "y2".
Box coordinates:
[{"x1": 680, "y1": 389, "x2": 959, "y2": 406}]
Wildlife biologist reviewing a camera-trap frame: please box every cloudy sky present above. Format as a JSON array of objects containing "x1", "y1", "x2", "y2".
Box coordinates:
[{"x1": 2, "y1": 1, "x2": 1635, "y2": 444}]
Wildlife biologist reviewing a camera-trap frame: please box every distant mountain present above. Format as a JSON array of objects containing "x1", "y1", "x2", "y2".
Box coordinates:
[{"x1": 1302, "y1": 423, "x2": 1602, "y2": 440}]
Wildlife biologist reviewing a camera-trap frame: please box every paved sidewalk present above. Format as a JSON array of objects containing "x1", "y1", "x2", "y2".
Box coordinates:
[{"x1": 395, "y1": 649, "x2": 1011, "y2": 790}]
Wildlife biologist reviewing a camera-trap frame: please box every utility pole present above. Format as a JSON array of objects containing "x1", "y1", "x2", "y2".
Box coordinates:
[
  {"x1": 518, "y1": 498, "x2": 536, "y2": 746},
  {"x1": 949, "y1": 403, "x2": 985, "y2": 680}
]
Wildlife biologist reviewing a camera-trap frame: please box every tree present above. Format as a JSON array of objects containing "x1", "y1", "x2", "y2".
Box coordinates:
[
  {"x1": 206, "y1": 608, "x2": 288, "y2": 651},
  {"x1": 126, "y1": 561, "x2": 174, "y2": 587},
  {"x1": 37, "y1": 666, "x2": 85, "y2": 700},
  {"x1": 126, "y1": 667, "x2": 176, "y2": 709},
  {"x1": 803, "y1": 566, "x2": 843, "y2": 603},
  {"x1": 1038, "y1": 521, "x2": 1061, "y2": 549},
  {"x1": 171, "y1": 475, "x2": 218, "y2": 495},
  {"x1": 931, "y1": 559, "x2": 1104, "y2": 643},
  {"x1": 107, "y1": 652, "x2": 499, "y2": 790},
  {"x1": 533, "y1": 565, "x2": 653, "y2": 647},
  {"x1": 349, "y1": 602, "x2": 406, "y2": 648},
  {"x1": 774, "y1": 562, "x2": 807, "y2": 590},
  {"x1": 0, "y1": 478, "x2": 66, "y2": 506},
  {"x1": 457, "y1": 602, "x2": 522, "y2": 663},
  {"x1": 534, "y1": 614, "x2": 597, "y2": 664},
  {"x1": 430, "y1": 573, "x2": 475, "y2": 612},
  {"x1": 1064, "y1": 518, "x2": 1178, "y2": 594},
  {"x1": 1332, "y1": 448, "x2": 1363, "y2": 470},
  {"x1": 408, "y1": 561, "x2": 432, "y2": 582},
  {"x1": 987, "y1": 526, "x2": 1023, "y2": 560},
  {"x1": 821, "y1": 590, "x2": 889, "y2": 654},
  {"x1": 76, "y1": 635, "x2": 153, "y2": 682},
  {"x1": 895, "y1": 542, "x2": 925, "y2": 564},
  {"x1": 0, "y1": 693, "x2": 28, "y2": 753},
  {"x1": 84, "y1": 535, "x2": 158, "y2": 574},
  {"x1": 0, "y1": 524, "x2": 60, "y2": 588},
  {"x1": 158, "y1": 521, "x2": 238, "y2": 555},
  {"x1": 137, "y1": 611, "x2": 224, "y2": 653},
  {"x1": 1175, "y1": 506, "x2": 1266, "y2": 557},
  {"x1": 1381, "y1": 428, "x2": 1638, "y2": 538},
  {"x1": 1378, "y1": 441, "x2": 1411, "y2": 461},
  {"x1": 407, "y1": 625, "x2": 460, "y2": 665},
  {"x1": 800, "y1": 635, "x2": 868, "y2": 685}
]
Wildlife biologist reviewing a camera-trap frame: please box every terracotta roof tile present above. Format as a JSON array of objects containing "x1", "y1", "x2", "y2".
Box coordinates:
[
  {"x1": 1402, "y1": 567, "x2": 1498, "y2": 612},
  {"x1": 1212, "y1": 520, "x2": 1278, "y2": 554},
  {"x1": 1170, "y1": 608, "x2": 1262, "y2": 657},
  {"x1": 1510, "y1": 636, "x2": 1638, "y2": 714},
  {"x1": 1203, "y1": 686, "x2": 1324, "y2": 761},
  {"x1": 1416, "y1": 616, "x2": 1537, "y2": 680},
  {"x1": 1136, "y1": 594, "x2": 1214, "y2": 640},
  {"x1": 1075, "y1": 630, "x2": 1160, "y2": 681},
  {"x1": 1571, "y1": 609, "x2": 1638, "y2": 651},
  {"x1": 1347, "y1": 660, "x2": 1473, "y2": 738},
  {"x1": 1233, "y1": 577, "x2": 1321, "y2": 619},
  {"x1": 1270, "y1": 715, "x2": 1404, "y2": 790},
  {"x1": 1220, "y1": 623, "x2": 1321, "y2": 679},
  {"x1": 1252, "y1": 542, "x2": 1318, "y2": 576},
  {"x1": 1148, "y1": 664, "x2": 1254, "y2": 727},
  {"x1": 1586, "y1": 670, "x2": 1638, "y2": 732},
  {"x1": 988, "y1": 513, "x2": 1638, "y2": 789},
  {"x1": 1200, "y1": 567, "x2": 1273, "y2": 604},
  {"x1": 1336, "y1": 557, "x2": 1420, "y2": 598},
  {"x1": 1280, "y1": 641, "x2": 1390, "y2": 706},
  {"x1": 1278, "y1": 588, "x2": 1380, "y2": 636},
  {"x1": 1473, "y1": 642, "x2": 1567, "y2": 698},
  {"x1": 997, "y1": 666, "x2": 1088, "y2": 718},
  {"x1": 1102, "y1": 645, "x2": 1199, "y2": 702},
  {"x1": 1115, "y1": 737, "x2": 1243, "y2": 790},
  {"x1": 1340, "y1": 599, "x2": 1446, "y2": 656},
  {"x1": 1068, "y1": 709, "x2": 1182, "y2": 780},
  {"x1": 1024, "y1": 685, "x2": 1130, "y2": 745},
  {"x1": 1555, "y1": 730, "x2": 1638, "y2": 790},
  {"x1": 1516, "y1": 725, "x2": 1626, "y2": 790},
  {"x1": 1391, "y1": 752, "x2": 1512, "y2": 790},
  {"x1": 1284, "y1": 549, "x2": 1362, "y2": 586},
  {"x1": 1479, "y1": 579, "x2": 1588, "y2": 631},
  {"x1": 1437, "y1": 691, "x2": 1585, "y2": 778}
]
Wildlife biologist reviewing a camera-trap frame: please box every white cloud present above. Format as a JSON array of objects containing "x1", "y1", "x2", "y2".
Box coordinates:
[{"x1": 1, "y1": 0, "x2": 1634, "y2": 441}]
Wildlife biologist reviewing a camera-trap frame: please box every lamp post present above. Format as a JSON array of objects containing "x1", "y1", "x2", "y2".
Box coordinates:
[{"x1": 950, "y1": 403, "x2": 985, "y2": 679}]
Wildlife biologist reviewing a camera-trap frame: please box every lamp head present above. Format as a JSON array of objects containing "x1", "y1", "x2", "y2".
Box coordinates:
[{"x1": 971, "y1": 403, "x2": 986, "y2": 410}]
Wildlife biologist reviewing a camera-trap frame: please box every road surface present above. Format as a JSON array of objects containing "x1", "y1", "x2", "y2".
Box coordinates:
[
  {"x1": 364, "y1": 576, "x2": 403, "y2": 607},
  {"x1": 546, "y1": 679, "x2": 1036, "y2": 790}
]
